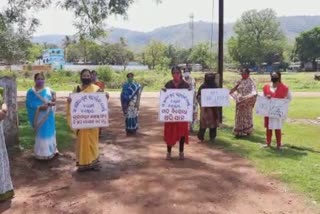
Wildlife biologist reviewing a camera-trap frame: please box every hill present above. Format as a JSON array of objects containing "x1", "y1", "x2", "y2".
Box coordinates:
[{"x1": 33, "y1": 15, "x2": 320, "y2": 50}]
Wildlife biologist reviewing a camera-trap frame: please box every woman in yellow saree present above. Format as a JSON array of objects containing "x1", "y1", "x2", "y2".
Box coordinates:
[{"x1": 67, "y1": 69, "x2": 106, "y2": 172}]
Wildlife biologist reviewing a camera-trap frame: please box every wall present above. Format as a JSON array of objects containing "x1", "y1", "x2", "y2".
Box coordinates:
[{"x1": 0, "y1": 77, "x2": 19, "y2": 149}]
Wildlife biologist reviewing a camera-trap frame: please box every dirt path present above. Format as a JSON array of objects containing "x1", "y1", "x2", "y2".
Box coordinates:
[{"x1": 1, "y1": 98, "x2": 318, "y2": 214}]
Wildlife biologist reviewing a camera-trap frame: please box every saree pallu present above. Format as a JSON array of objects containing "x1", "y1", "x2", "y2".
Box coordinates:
[
  {"x1": 0, "y1": 121, "x2": 14, "y2": 201},
  {"x1": 233, "y1": 95, "x2": 257, "y2": 136},
  {"x1": 26, "y1": 87, "x2": 57, "y2": 160},
  {"x1": 67, "y1": 84, "x2": 101, "y2": 170},
  {"x1": 121, "y1": 83, "x2": 142, "y2": 133}
]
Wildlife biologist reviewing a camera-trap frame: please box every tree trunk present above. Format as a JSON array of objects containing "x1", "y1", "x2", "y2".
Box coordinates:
[{"x1": 0, "y1": 76, "x2": 19, "y2": 150}]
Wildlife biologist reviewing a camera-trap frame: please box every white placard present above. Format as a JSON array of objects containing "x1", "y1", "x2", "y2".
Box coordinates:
[
  {"x1": 201, "y1": 88, "x2": 230, "y2": 107},
  {"x1": 256, "y1": 96, "x2": 289, "y2": 119},
  {"x1": 159, "y1": 89, "x2": 194, "y2": 122},
  {"x1": 70, "y1": 92, "x2": 109, "y2": 129}
]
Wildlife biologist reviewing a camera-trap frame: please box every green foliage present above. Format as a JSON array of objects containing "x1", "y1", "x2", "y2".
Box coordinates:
[
  {"x1": 26, "y1": 43, "x2": 44, "y2": 63},
  {"x1": 228, "y1": 9, "x2": 286, "y2": 67},
  {"x1": 97, "y1": 66, "x2": 114, "y2": 82},
  {"x1": 293, "y1": 27, "x2": 320, "y2": 70},
  {"x1": 0, "y1": 26, "x2": 32, "y2": 64},
  {"x1": 143, "y1": 40, "x2": 169, "y2": 69},
  {"x1": 188, "y1": 43, "x2": 217, "y2": 69}
]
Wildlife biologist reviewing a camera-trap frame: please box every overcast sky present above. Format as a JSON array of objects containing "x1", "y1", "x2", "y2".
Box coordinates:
[{"x1": 1, "y1": 0, "x2": 320, "y2": 35}]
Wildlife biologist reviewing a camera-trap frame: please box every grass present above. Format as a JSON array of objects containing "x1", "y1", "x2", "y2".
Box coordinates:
[
  {"x1": 6, "y1": 68, "x2": 320, "y2": 92},
  {"x1": 204, "y1": 97, "x2": 320, "y2": 203},
  {"x1": 18, "y1": 109, "x2": 74, "y2": 150}
]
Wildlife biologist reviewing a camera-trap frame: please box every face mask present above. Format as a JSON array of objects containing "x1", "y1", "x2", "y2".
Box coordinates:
[
  {"x1": 242, "y1": 74, "x2": 249, "y2": 79},
  {"x1": 36, "y1": 80, "x2": 45, "y2": 87},
  {"x1": 173, "y1": 73, "x2": 181, "y2": 82},
  {"x1": 183, "y1": 72, "x2": 190, "y2": 78},
  {"x1": 128, "y1": 78, "x2": 133, "y2": 83},
  {"x1": 271, "y1": 77, "x2": 279, "y2": 83},
  {"x1": 92, "y1": 76, "x2": 97, "y2": 82},
  {"x1": 81, "y1": 78, "x2": 91, "y2": 85}
]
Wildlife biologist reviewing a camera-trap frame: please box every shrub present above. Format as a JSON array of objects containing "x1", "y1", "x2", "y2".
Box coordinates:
[{"x1": 97, "y1": 66, "x2": 113, "y2": 82}]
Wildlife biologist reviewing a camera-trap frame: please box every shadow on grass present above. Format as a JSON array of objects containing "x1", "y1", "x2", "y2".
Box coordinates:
[{"x1": 201, "y1": 124, "x2": 308, "y2": 161}]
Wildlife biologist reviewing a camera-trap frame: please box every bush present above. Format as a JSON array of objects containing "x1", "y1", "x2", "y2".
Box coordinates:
[{"x1": 97, "y1": 66, "x2": 114, "y2": 82}]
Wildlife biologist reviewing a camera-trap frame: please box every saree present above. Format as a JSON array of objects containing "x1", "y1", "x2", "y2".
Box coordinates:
[
  {"x1": 120, "y1": 82, "x2": 142, "y2": 134},
  {"x1": 163, "y1": 80, "x2": 190, "y2": 146},
  {"x1": 26, "y1": 87, "x2": 57, "y2": 160},
  {"x1": 67, "y1": 84, "x2": 101, "y2": 170},
  {"x1": 0, "y1": 121, "x2": 14, "y2": 201},
  {"x1": 232, "y1": 78, "x2": 257, "y2": 136}
]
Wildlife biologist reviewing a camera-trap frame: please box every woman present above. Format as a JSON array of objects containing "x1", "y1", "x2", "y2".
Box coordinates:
[
  {"x1": 163, "y1": 66, "x2": 190, "y2": 160},
  {"x1": 0, "y1": 96, "x2": 14, "y2": 201},
  {"x1": 197, "y1": 73, "x2": 220, "y2": 142},
  {"x1": 26, "y1": 73, "x2": 58, "y2": 160},
  {"x1": 91, "y1": 70, "x2": 105, "y2": 92},
  {"x1": 67, "y1": 69, "x2": 105, "y2": 172},
  {"x1": 230, "y1": 68, "x2": 257, "y2": 137},
  {"x1": 263, "y1": 71, "x2": 292, "y2": 149},
  {"x1": 183, "y1": 68, "x2": 198, "y2": 132},
  {"x1": 120, "y1": 73, "x2": 142, "y2": 136}
]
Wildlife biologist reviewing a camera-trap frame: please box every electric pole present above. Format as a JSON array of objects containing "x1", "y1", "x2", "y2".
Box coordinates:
[
  {"x1": 218, "y1": 0, "x2": 224, "y2": 122},
  {"x1": 189, "y1": 13, "x2": 194, "y2": 48}
]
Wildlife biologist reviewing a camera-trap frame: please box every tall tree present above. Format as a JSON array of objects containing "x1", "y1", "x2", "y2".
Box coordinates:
[
  {"x1": 188, "y1": 43, "x2": 216, "y2": 69},
  {"x1": 293, "y1": 27, "x2": 320, "y2": 71},
  {"x1": 143, "y1": 40, "x2": 169, "y2": 69},
  {"x1": 0, "y1": 26, "x2": 31, "y2": 66},
  {"x1": 227, "y1": 9, "x2": 285, "y2": 69},
  {"x1": 1, "y1": 0, "x2": 161, "y2": 38}
]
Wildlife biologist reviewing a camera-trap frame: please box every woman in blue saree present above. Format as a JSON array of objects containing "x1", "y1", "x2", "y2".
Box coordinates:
[
  {"x1": 26, "y1": 73, "x2": 58, "y2": 160},
  {"x1": 121, "y1": 73, "x2": 143, "y2": 135}
]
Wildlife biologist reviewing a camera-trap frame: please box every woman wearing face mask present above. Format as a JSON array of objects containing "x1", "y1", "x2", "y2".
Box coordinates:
[
  {"x1": 183, "y1": 68, "x2": 198, "y2": 132},
  {"x1": 26, "y1": 73, "x2": 58, "y2": 160},
  {"x1": 197, "y1": 73, "x2": 220, "y2": 142},
  {"x1": 230, "y1": 68, "x2": 257, "y2": 137},
  {"x1": 263, "y1": 71, "x2": 292, "y2": 150},
  {"x1": 163, "y1": 66, "x2": 190, "y2": 160},
  {"x1": 67, "y1": 69, "x2": 105, "y2": 172},
  {"x1": 121, "y1": 73, "x2": 143, "y2": 136}
]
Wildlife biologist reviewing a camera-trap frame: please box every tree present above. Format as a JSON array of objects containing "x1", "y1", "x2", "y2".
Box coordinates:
[
  {"x1": 0, "y1": 26, "x2": 31, "y2": 66},
  {"x1": 63, "y1": 36, "x2": 76, "y2": 62},
  {"x1": 293, "y1": 27, "x2": 320, "y2": 71},
  {"x1": 144, "y1": 40, "x2": 169, "y2": 69},
  {"x1": 1, "y1": 0, "x2": 161, "y2": 38},
  {"x1": 188, "y1": 43, "x2": 216, "y2": 69},
  {"x1": 26, "y1": 43, "x2": 44, "y2": 63},
  {"x1": 227, "y1": 9, "x2": 286, "y2": 69}
]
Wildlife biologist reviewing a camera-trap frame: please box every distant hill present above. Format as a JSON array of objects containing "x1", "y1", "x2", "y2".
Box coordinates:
[{"x1": 33, "y1": 15, "x2": 320, "y2": 50}]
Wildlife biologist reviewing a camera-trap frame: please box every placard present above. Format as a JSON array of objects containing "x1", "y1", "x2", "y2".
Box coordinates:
[
  {"x1": 159, "y1": 89, "x2": 194, "y2": 122},
  {"x1": 201, "y1": 88, "x2": 230, "y2": 107},
  {"x1": 256, "y1": 96, "x2": 289, "y2": 119},
  {"x1": 70, "y1": 92, "x2": 109, "y2": 129}
]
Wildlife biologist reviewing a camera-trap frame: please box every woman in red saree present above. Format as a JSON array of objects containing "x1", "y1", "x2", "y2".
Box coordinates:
[{"x1": 163, "y1": 66, "x2": 190, "y2": 160}]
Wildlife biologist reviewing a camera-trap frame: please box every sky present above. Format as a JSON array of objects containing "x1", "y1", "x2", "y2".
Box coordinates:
[{"x1": 1, "y1": 0, "x2": 320, "y2": 36}]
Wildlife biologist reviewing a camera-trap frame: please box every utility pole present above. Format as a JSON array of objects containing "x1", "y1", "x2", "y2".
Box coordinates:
[
  {"x1": 189, "y1": 13, "x2": 194, "y2": 48},
  {"x1": 210, "y1": 0, "x2": 214, "y2": 49},
  {"x1": 218, "y1": 0, "x2": 224, "y2": 122}
]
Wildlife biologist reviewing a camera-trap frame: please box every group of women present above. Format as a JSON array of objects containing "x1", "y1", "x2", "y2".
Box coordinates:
[
  {"x1": 162, "y1": 67, "x2": 291, "y2": 159},
  {"x1": 0, "y1": 67, "x2": 290, "y2": 202}
]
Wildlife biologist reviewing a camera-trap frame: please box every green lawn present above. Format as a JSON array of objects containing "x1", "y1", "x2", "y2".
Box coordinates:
[
  {"x1": 18, "y1": 109, "x2": 74, "y2": 150},
  {"x1": 206, "y1": 97, "x2": 320, "y2": 202}
]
